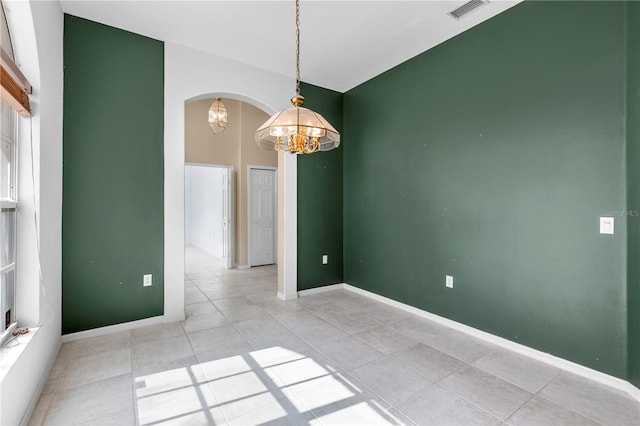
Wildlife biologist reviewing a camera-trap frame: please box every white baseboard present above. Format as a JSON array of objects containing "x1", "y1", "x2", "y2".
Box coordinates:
[
  {"x1": 234, "y1": 264, "x2": 250, "y2": 270},
  {"x1": 19, "y1": 336, "x2": 62, "y2": 426},
  {"x1": 298, "y1": 284, "x2": 345, "y2": 297},
  {"x1": 163, "y1": 311, "x2": 186, "y2": 323},
  {"x1": 296, "y1": 282, "x2": 640, "y2": 401},
  {"x1": 61, "y1": 315, "x2": 167, "y2": 342},
  {"x1": 278, "y1": 291, "x2": 300, "y2": 301}
]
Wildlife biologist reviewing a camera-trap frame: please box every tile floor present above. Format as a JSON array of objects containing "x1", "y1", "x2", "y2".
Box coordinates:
[{"x1": 29, "y1": 246, "x2": 640, "y2": 425}]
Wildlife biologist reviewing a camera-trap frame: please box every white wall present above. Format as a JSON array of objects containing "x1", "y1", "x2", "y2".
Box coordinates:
[
  {"x1": 0, "y1": 0, "x2": 63, "y2": 424},
  {"x1": 185, "y1": 165, "x2": 224, "y2": 258},
  {"x1": 164, "y1": 43, "x2": 299, "y2": 322}
]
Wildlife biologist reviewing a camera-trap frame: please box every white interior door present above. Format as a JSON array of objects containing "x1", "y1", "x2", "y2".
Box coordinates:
[
  {"x1": 249, "y1": 168, "x2": 276, "y2": 266},
  {"x1": 221, "y1": 166, "x2": 234, "y2": 269}
]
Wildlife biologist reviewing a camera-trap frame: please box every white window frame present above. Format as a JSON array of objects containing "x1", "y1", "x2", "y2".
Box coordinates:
[{"x1": 1, "y1": 98, "x2": 18, "y2": 341}]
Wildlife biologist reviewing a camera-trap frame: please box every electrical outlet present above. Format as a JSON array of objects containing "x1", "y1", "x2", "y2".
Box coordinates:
[
  {"x1": 322, "y1": 255, "x2": 328, "y2": 265},
  {"x1": 446, "y1": 275, "x2": 454, "y2": 289},
  {"x1": 143, "y1": 274, "x2": 152, "y2": 287},
  {"x1": 600, "y1": 217, "x2": 614, "y2": 235}
]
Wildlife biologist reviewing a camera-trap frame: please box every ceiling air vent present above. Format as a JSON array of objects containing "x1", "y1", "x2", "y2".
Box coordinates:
[{"x1": 449, "y1": 0, "x2": 487, "y2": 19}]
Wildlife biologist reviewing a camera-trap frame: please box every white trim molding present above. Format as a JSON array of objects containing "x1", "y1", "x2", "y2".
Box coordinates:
[
  {"x1": 298, "y1": 284, "x2": 345, "y2": 297},
  {"x1": 61, "y1": 316, "x2": 167, "y2": 343},
  {"x1": 297, "y1": 282, "x2": 640, "y2": 401},
  {"x1": 234, "y1": 264, "x2": 250, "y2": 270}
]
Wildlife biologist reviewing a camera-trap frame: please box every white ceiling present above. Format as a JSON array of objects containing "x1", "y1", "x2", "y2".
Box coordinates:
[{"x1": 60, "y1": 0, "x2": 522, "y2": 93}]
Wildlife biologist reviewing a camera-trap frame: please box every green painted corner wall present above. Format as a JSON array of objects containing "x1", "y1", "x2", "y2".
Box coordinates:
[
  {"x1": 63, "y1": 15, "x2": 164, "y2": 334},
  {"x1": 626, "y1": 1, "x2": 640, "y2": 387},
  {"x1": 297, "y1": 83, "x2": 344, "y2": 290},
  {"x1": 344, "y1": 1, "x2": 629, "y2": 379}
]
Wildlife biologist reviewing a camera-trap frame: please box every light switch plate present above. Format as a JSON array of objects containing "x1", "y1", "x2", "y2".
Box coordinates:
[
  {"x1": 600, "y1": 217, "x2": 614, "y2": 235},
  {"x1": 322, "y1": 255, "x2": 328, "y2": 265},
  {"x1": 143, "y1": 274, "x2": 153, "y2": 287}
]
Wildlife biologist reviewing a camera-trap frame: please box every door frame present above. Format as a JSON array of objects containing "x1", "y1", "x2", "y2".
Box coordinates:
[
  {"x1": 185, "y1": 162, "x2": 235, "y2": 269},
  {"x1": 247, "y1": 165, "x2": 278, "y2": 268}
]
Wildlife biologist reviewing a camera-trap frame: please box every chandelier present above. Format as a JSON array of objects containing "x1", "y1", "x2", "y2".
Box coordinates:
[
  {"x1": 255, "y1": 0, "x2": 340, "y2": 154},
  {"x1": 208, "y1": 97, "x2": 228, "y2": 135}
]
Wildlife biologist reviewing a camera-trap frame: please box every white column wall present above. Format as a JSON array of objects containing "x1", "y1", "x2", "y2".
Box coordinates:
[
  {"x1": 164, "y1": 43, "x2": 298, "y2": 321},
  {"x1": 0, "y1": 1, "x2": 63, "y2": 424}
]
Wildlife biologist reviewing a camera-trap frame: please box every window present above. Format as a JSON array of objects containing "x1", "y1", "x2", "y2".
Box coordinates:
[
  {"x1": 1, "y1": 0, "x2": 30, "y2": 341},
  {"x1": 1, "y1": 98, "x2": 16, "y2": 333}
]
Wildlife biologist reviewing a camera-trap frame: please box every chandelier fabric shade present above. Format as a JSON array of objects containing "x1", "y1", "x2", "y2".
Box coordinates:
[
  {"x1": 208, "y1": 97, "x2": 228, "y2": 135},
  {"x1": 255, "y1": 0, "x2": 340, "y2": 155},
  {"x1": 255, "y1": 96, "x2": 340, "y2": 154}
]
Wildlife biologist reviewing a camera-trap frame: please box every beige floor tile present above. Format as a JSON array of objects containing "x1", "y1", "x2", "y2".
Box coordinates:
[
  {"x1": 197, "y1": 349, "x2": 254, "y2": 382},
  {"x1": 423, "y1": 328, "x2": 496, "y2": 363},
  {"x1": 438, "y1": 365, "x2": 533, "y2": 421},
  {"x1": 264, "y1": 350, "x2": 337, "y2": 388},
  {"x1": 390, "y1": 342, "x2": 467, "y2": 381},
  {"x1": 195, "y1": 343, "x2": 254, "y2": 366},
  {"x1": 310, "y1": 399, "x2": 404, "y2": 426},
  {"x1": 44, "y1": 374, "x2": 133, "y2": 425},
  {"x1": 506, "y1": 395, "x2": 599, "y2": 426},
  {"x1": 182, "y1": 311, "x2": 229, "y2": 333},
  {"x1": 62, "y1": 331, "x2": 130, "y2": 360},
  {"x1": 326, "y1": 312, "x2": 385, "y2": 334},
  {"x1": 291, "y1": 321, "x2": 350, "y2": 346},
  {"x1": 355, "y1": 326, "x2": 419, "y2": 354},
  {"x1": 538, "y1": 372, "x2": 640, "y2": 425},
  {"x1": 390, "y1": 316, "x2": 450, "y2": 343},
  {"x1": 271, "y1": 310, "x2": 326, "y2": 329},
  {"x1": 359, "y1": 304, "x2": 412, "y2": 324},
  {"x1": 396, "y1": 383, "x2": 502, "y2": 425},
  {"x1": 307, "y1": 301, "x2": 358, "y2": 318},
  {"x1": 317, "y1": 336, "x2": 386, "y2": 371},
  {"x1": 185, "y1": 291, "x2": 209, "y2": 305},
  {"x1": 217, "y1": 304, "x2": 266, "y2": 323},
  {"x1": 130, "y1": 322, "x2": 185, "y2": 344},
  {"x1": 186, "y1": 324, "x2": 246, "y2": 354},
  {"x1": 285, "y1": 371, "x2": 391, "y2": 415},
  {"x1": 350, "y1": 357, "x2": 431, "y2": 406},
  {"x1": 212, "y1": 296, "x2": 253, "y2": 310},
  {"x1": 472, "y1": 348, "x2": 560, "y2": 393},
  {"x1": 136, "y1": 380, "x2": 220, "y2": 425},
  {"x1": 134, "y1": 356, "x2": 207, "y2": 398},
  {"x1": 245, "y1": 330, "x2": 312, "y2": 356},
  {"x1": 208, "y1": 369, "x2": 283, "y2": 421},
  {"x1": 203, "y1": 288, "x2": 247, "y2": 300},
  {"x1": 185, "y1": 301, "x2": 219, "y2": 317},
  {"x1": 230, "y1": 396, "x2": 315, "y2": 426},
  {"x1": 57, "y1": 347, "x2": 131, "y2": 390},
  {"x1": 132, "y1": 334, "x2": 194, "y2": 371},
  {"x1": 79, "y1": 406, "x2": 136, "y2": 426}
]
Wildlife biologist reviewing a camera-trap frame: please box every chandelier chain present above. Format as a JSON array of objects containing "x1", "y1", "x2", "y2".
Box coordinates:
[
  {"x1": 295, "y1": 0, "x2": 301, "y2": 96},
  {"x1": 254, "y1": 0, "x2": 340, "y2": 154}
]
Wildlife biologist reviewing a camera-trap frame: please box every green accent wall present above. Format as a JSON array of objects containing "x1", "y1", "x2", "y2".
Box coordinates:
[
  {"x1": 344, "y1": 1, "x2": 630, "y2": 379},
  {"x1": 627, "y1": 1, "x2": 640, "y2": 387},
  {"x1": 297, "y1": 83, "x2": 344, "y2": 290},
  {"x1": 63, "y1": 15, "x2": 164, "y2": 334}
]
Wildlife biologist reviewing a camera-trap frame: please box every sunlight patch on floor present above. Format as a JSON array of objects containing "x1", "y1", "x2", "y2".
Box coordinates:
[
  {"x1": 133, "y1": 346, "x2": 399, "y2": 425},
  {"x1": 313, "y1": 401, "x2": 401, "y2": 425}
]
